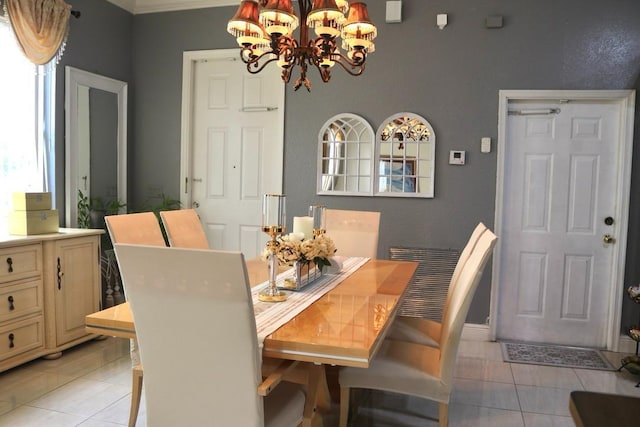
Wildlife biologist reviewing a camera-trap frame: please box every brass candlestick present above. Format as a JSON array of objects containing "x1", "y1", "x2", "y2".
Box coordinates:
[
  {"x1": 259, "y1": 195, "x2": 287, "y2": 303},
  {"x1": 309, "y1": 204, "x2": 326, "y2": 237}
]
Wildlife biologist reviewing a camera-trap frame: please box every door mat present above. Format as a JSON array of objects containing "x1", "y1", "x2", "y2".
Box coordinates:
[{"x1": 501, "y1": 341, "x2": 615, "y2": 370}]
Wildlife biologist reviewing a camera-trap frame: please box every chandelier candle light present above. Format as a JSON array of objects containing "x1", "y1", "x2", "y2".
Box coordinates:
[
  {"x1": 260, "y1": 194, "x2": 288, "y2": 302},
  {"x1": 227, "y1": 0, "x2": 378, "y2": 91}
]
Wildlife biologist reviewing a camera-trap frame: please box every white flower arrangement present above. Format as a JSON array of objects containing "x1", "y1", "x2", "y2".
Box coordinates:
[{"x1": 262, "y1": 232, "x2": 336, "y2": 271}]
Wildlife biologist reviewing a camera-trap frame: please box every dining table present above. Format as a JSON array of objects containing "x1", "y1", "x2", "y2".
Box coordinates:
[{"x1": 85, "y1": 256, "x2": 418, "y2": 426}]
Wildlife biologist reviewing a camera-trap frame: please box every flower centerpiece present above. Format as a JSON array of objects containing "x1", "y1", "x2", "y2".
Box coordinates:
[
  {"x1": 275, "y1": 232, "x2": 336, "y2": 270},
  {"x1": 262, "y1": 232, "x2": 337, "y2": 290}
]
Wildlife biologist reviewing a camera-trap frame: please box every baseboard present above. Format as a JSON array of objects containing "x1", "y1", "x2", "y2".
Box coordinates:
[
  {"x1": 617, "y1": 335, "x2": 638, "y2": 354},
  {"x1": 462, "y1": 323, "x2": 491, "y2": 341}
]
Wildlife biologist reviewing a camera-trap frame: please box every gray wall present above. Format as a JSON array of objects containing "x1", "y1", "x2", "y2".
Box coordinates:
[
  {"x1": 58, "y1": 0, "x2": 640, "y2": 326},
  {"x1": 89, "y1": 88, "x2": 118, "y2": 200}
]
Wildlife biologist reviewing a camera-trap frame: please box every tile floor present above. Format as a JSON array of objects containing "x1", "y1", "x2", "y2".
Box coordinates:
[{"x1": 0, "y1": 337, "x2": 637, "y2": 426}]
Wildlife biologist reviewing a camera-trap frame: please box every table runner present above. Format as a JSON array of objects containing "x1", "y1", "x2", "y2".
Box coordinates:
[{"x1": 252, "y1": 257, "x2": 369, "y2": 348}]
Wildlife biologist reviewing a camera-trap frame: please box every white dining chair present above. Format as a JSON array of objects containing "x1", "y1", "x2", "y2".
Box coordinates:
[
  {"x1": 159, "y1": 208, "x2": 210, "y2": 249},
  {"x1": 339, "y1": 229, "x2": 497, "y2": 427},
  {"x1": 105, "y1": 212, "x2": 166, "y2": 427},
  {"x1": 113, "y1": 244, "x2": 305, "y2": 427},
  {"x1": 324, "y1": 209, "x2": 380, "y2": 258},
  {"x1": 387, "y1": 222, "x2": 487, "y2": 347}
]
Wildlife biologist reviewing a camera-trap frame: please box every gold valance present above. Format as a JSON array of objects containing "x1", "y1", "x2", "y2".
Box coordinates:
[{"x1": 4, "y1": 0, "x2": 71, "y2": 65}]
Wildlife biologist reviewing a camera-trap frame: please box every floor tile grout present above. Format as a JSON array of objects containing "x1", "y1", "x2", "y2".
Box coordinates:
[{"x1": 0, "y1": 337, "x2": 636, "y2": 426}]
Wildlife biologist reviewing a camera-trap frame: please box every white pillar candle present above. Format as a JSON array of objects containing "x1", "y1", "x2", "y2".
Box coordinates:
[{"x1": 292, "y1": 216, "x2": 314, "y2": 240}]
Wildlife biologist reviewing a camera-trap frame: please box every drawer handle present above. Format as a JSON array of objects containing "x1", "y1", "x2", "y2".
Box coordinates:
[
  {"x1": 6, "y1": 257, "x2": 12, "y2": 273},
  {"x1": 7, "y1": 296, "x2": 14, "y2": 311},
  {"x1": 8, "y1": 333, "x2": 14, "y2": 349},
  {"x1": 57, "y1": 257, "x2": 63, "y2": 290}
]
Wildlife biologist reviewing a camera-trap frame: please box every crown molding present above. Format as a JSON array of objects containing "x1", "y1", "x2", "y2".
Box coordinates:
[
  {"x1": 105, "y1": 0, "x2": 136, "y2": 14},
  {"x1": 106, "y1": 0, "x2": 237, "y2": 15}
]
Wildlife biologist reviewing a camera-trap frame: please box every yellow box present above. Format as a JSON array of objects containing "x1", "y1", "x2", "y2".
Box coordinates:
[
  {"x1": 12, "y1": 192, "x2": 52, "y2": 211},
  {"x1": 8, "y1": 210, "x2": 59, "y2": 235}
]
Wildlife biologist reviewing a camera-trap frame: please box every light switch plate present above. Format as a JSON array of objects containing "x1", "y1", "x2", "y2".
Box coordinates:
[
  {"x1": 386, "y1": 1, "x2": 402, "y2": 23},
  {"x1": 437, "y1": 13, "x2": 448, "y2": 29},
  {"x1": 449, "y1": 150, "x2": 466, "y2": 165},
  {"x1": 481, "y1": 137, "x2": 491, "y2": 153}
]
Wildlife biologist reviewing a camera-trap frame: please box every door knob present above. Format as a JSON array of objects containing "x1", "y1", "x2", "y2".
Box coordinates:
[
  {"x1": 603, "y1": 234, "x2": 616, "y2": 244},
  {"x1": 192, "y1": 201, "x2": 200, "y2": 208}
]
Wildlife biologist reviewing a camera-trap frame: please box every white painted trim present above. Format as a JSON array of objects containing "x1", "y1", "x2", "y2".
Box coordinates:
[
  {"x1": 490, "y1": 90, "x2": 636, "y2": 352},
  {"x1": 462, "y1": 323, "x2": 491, "y2": 342},
  {"x1": 65, "y1": 66, "x2": 128, "y2": 227},
  {"x1": 179, "y1": 49, "x2": 285, "y2": 210},
  {"x1": 105, "y1": 0, "x2": 136, "y2": 13},
  {"x1": 618, "y1": 335, "x2": 639, "y2": 355},
  {"x1": 106, "y1": 0, "x2": 236, "y2": 14}
]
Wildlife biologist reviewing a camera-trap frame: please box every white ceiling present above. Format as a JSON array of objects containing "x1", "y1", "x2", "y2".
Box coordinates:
[{"x1": 106, "y1": 0, "x2": 237, "y2": 14}]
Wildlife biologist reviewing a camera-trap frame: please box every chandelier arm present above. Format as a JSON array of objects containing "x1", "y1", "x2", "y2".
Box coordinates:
[
  {"x1": 330, "y1": 53, "x2": 368, "y2": 77},
  {"x1": 281, "y1": 67, "x2": 292, "y2": 83},
  {"x1": 244, "y1": 55, "x2": 281, "y2": 74},
  {"x1": 314, "y1": 64, "x2": 332, "y2": 83}
]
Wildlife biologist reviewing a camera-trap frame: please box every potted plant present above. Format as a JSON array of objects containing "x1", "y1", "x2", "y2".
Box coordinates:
[
  {"x1": 77, "y1": 190, "x2": 126, "y2": 230},
  {"x1": 89, "y1": 196, "x2": 127, "y2": 229}
]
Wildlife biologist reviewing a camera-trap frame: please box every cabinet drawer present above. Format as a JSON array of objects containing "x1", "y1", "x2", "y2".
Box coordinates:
[
  {"x1": 0, "y1": 279, "x2": 43, "y2": 323},
  {"x1": 0, "y1": 244, "x2": 42, "y2": 283},
  {"x1": 0, "y1": 316, "x2": 44, "y2": 361}
]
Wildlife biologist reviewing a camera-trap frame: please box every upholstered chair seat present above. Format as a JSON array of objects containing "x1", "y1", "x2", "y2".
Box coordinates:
[{"x1": 339, "y1": 230, "x2": 497, "y2": 427}]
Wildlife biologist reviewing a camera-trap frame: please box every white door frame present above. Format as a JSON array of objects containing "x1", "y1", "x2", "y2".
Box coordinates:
[
  {"x1": 490, "y1": 89, "x2": 636, "y2": 351},
  {"x1": 178, "y1": 49, "x2": 286, "y2": 208}
]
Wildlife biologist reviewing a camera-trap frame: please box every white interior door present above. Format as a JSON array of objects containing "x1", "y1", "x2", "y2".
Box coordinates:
[
  {"x1": 496, "y1": 99, "x2": 625, "y2": 348},
  {"x1": 181, "y1": 50, "x2": 284, "y2": 258}
]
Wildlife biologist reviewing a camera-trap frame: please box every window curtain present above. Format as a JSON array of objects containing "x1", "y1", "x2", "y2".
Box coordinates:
[{"x1": 3, "y1": 0, "x2": 71, "y2": 65}]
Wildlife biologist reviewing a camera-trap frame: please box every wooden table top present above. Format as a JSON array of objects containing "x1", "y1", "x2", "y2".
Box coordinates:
[{"x1": 86, "y1": 257, "x2": 417, "y2": 368}]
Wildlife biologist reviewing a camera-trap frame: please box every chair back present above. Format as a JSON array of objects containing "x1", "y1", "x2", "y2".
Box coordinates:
[
  {"x1": 105, "y1": 212, "x2": 166, "y2": 246},
  {"x1": 113, "y1": 244, "x2": 265, "y2": 426},
  {"x1": 160, "y1": 209, "x2": 209, "y2": 249},
  {"x1": 324, "y1": 209, "x2": 380, "y2": 258},
  {"x1": 441, "y1": 223, "x2": 487, "y2": 322},
  {"x1": 438, "y1": 230, "x2": 497, "y2": 383}
]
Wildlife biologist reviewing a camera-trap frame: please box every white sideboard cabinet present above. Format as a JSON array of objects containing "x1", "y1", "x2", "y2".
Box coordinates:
[{"x1": 0, "y1": 228, "x2": 103, "y2": 371}]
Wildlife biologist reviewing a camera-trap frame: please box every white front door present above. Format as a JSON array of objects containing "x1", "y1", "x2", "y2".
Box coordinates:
[
  {"x1": 495, "y1": 97, "x2": 631, "y2": 348},
  {"x1": 181, "y1": 50, "x2": 284, "y2": 258}
]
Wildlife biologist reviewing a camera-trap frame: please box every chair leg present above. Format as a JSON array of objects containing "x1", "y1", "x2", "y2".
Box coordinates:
[
  {"x1": 339, "y1": 387, "x2": 350, "y2": 427},
  {"x1": 129, "y1": 364, "x2": 143, "y2": 427},
  {"x1": 438, "y1": 402, "x2": 449, "y2": 427}
]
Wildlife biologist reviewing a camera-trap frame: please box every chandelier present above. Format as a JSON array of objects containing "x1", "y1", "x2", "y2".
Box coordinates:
[{"x1": 227, "y1": 0, "x2": 377, "y2": 91}]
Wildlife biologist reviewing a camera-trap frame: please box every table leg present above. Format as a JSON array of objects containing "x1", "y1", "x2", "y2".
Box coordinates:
[{"x1": 302, "y1": 363, "x2": 331, "y2": 427}]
